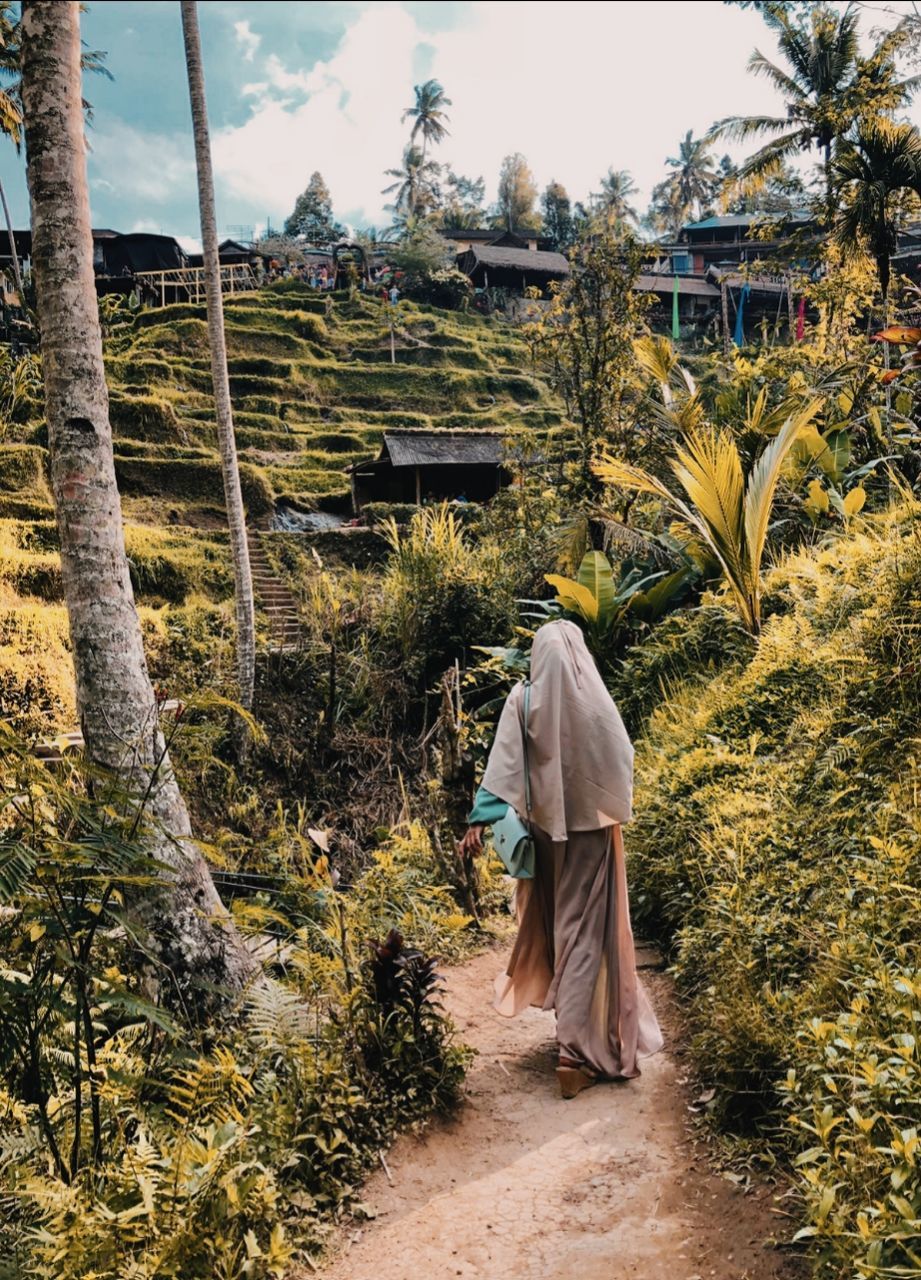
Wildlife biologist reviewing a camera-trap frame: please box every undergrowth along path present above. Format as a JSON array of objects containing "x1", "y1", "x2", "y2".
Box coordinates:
[{"x1": 319, "y1": 945, "x2": 804, "y2": 1280}]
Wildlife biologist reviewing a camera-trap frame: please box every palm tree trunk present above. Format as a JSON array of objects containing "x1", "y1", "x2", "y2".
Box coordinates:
[
  {"x1": 0, "y1": 177, "x2": 24, "y2": 302},
  {"x1": 20, "y1": 0, "x2": 258, "y2": 1014},
  {"x1": 180, "y1": 0, "x2": 256, "y2": 712}
]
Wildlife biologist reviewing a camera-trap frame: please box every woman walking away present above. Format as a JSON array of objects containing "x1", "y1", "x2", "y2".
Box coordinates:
[{"x1": 459, "y1": 620, "x2": 663, "y2": 1098}]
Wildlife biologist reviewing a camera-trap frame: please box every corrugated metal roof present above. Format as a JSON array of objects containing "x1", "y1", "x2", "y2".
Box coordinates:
[
  {"x1": 684, "y1": 210, "x2": 812, "y2": 231},
  {"x1": 384, "y1": 430, "x2": 503, "y2": 468}
]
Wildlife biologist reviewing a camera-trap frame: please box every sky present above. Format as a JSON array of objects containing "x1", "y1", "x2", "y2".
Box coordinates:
[{"x1": 1, "y1": 0, "x2": 918, "y2": 248}]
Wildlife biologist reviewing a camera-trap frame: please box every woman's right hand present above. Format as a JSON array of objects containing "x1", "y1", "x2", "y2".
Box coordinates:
[{"x1": 458, "y1": 824, "x2": 485, "y2": 860}]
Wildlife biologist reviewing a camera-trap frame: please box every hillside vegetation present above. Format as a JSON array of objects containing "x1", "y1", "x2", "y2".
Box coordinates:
[
  {"x1": 621, "y1": 505, "x2": 921, "y2": 1277},
  {"x1": 0, "y1": 283, "x2": 563, "y2": 737}
]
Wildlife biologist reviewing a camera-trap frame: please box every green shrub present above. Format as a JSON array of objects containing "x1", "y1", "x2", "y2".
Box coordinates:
[
  {"x1": 625, "y1": 513, "x2": 921, "y2": 1274},
  {"x1": 377, "y1": 504, "x2": 514, "y2": 686},
  {"x1": 0, "y1": 751, "x2": 470, "y2": 1278},
  {"x1": 362, "y1": 501, "x2": 418, "y2": 527}
]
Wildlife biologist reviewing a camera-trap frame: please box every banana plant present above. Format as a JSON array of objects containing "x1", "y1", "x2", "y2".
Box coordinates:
[
  {"x1": 542, "y1": 549, "x2": 688, "y2": 640},
  {"x1": 593, "y1": 401, "x2": 822, "y2": 635}
]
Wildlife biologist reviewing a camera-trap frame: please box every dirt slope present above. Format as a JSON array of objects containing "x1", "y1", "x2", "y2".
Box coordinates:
[{"x1": 319, "y1": 946, "x2": 804, "y2": 1280}]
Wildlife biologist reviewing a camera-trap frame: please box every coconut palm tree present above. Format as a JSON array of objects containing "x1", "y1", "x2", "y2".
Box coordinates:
[
  {"x1": 20, "y1": 0, "x2": 257, "y2": 1008},
  {"x1": 402, "y1": 78, "x2": 451, "y2": 159},
  {"x1": 665, "y1": 131, "x2": 719, "y2": 220},
  {"x1": 180, "y1": 0, "x2": 256, "y2": 713},
  {"x1": 382, "y1": 144, "x2": 440, "y2": 223},
  {"x1": 833, "y1": 118, "x2": 921, "y2": 308},
  {"x1": 593, "y1": 168, "x2": 638, "y2": 227},
  {"x1": 594, "y1": 401, "x2": 821, "y2": 635},
  {"x1": 709, "y1": 4, "x2": 918, "y2": 208}
]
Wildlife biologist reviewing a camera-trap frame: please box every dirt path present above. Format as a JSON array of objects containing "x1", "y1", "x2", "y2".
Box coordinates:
[{"x1": 320, "y1": 945, "x2": 803, "y2": 1280}]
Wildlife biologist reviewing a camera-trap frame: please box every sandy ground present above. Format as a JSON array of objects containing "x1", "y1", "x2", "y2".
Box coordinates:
[{"x1": 318, "y1": 945, "x2": 805, "y2": 1280}]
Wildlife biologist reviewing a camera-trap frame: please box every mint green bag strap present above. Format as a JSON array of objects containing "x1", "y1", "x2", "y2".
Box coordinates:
[{"x1": 522, "y1": 680, "x2": 531, "y2": 817}]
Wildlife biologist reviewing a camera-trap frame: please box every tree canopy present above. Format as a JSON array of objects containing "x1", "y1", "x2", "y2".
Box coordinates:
[
  {"x1": 283, "y1": 171, "x2": 344, "y2": 243},
  {"x1": 494, "y1": 152, "x2": 540, "y2": 231}
]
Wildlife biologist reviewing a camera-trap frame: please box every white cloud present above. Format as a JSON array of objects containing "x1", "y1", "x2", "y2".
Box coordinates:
[
  {"x1": 210, "y1": 0, "x2": 918, "y2": 231},
  {"x1": 88, "y1": 120, "x2": 194, "y2": 208},
  {"x1": 213, "y1": 6, "x2": 418, "y2": 227},
  {"x1": 234, "y1": 19, "x2": 261, "y2": 63}
]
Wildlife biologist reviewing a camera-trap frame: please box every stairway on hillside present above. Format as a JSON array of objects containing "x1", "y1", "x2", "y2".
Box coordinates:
[{"x1": 247, "y1": 533, "x2": 303, "y2": 654}]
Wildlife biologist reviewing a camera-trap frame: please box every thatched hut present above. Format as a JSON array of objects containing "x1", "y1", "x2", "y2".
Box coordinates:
[
  {"x1": 456, "y1": 244, "x2": 570, "y2": 294},
  {"x1": 348, "y1": 429, "x2": 508, "y2": 511}
]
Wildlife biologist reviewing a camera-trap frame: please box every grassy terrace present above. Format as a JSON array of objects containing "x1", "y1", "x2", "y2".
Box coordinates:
[
  {"x1": 98, "y1": 279, "x2": 564, "y2": 511},
  {"x1": 0, "y1": 281, "x2": 564, "y2": 728}
]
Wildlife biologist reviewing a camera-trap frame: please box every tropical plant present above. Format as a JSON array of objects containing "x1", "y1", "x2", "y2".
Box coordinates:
[
  {"x1": 440, "y1": 168, "x2": 486, "y2": 228},
  {"x1": 709, "y1": 3, "x2": 918, "y2": 207},
  {"x1": 523, "y1": 231, "x2": 652, "y2": 495},
  {"x1": 402, "y1": 78, "x2": 451, "y2": 159},
  {"x1": 544, "y1": 549, "x2": 688, "y2": 643},
  {"x1": 592, "y1": 168, "x2": 639, "y2": 228},
  {"x1": 594, "y1": 401, "x2": 822, "y2": 634},
  {"x1": 665, "y1": 132, "x2": 719, "y2": 219},
  {"x1": 832, "y1": 119, "x2": 921, "y2": 308},
  {"x1": 383, "y1": 144, "x2": 441, "y2": 223},
  {"x1": 873, "y1": 320, "x2": 921, "y2": 386}
]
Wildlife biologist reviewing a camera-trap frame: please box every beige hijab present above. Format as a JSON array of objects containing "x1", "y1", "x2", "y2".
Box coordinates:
[{"x1": 482, "y1": 620, "x2": 633, "y2": 842}]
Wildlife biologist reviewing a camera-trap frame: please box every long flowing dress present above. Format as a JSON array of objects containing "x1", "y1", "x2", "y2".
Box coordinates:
[{"x1": 470, "y1": 619, "x2": 663, "y2": 1079}]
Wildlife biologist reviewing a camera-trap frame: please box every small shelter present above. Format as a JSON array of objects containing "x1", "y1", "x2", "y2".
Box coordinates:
[
  {"x1": 456, "y1": 244, "x2": 570, "y2": 294},
  {"x1": 348, "y1": 430, "x2": 507, "y2": 511}
]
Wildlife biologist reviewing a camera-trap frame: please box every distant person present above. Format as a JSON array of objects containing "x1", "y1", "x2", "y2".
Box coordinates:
[
  {"x1": 459, "y1": 620, "x2": 663, "y2": 1098},
  {"x1": 389, "y1": 283, "x2": 400, "y2": 305}
]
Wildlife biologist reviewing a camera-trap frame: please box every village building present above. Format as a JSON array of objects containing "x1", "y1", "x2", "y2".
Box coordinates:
[
  {"x1": 455, "y1": 243, "x2": 570, "y2": 295},
  {"x1": 348, "y1": 429, "x2": 508, "y2": 511}
]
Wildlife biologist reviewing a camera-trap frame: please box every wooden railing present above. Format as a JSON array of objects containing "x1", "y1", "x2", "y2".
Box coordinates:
[{"x1": 134, "y1": 262, "x2": 259, "y2": 307}]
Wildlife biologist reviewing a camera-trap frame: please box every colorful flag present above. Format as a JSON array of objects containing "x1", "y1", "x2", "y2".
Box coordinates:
[
  {"x1": 732, "y1": 283, "x2": 751, "y2": 348},
  {"x1": 795, "y1": 296, "x2": 806, "y2": 342},
  {"x1": 671, "y1": 276, "x2": 680, "y2": 341}
]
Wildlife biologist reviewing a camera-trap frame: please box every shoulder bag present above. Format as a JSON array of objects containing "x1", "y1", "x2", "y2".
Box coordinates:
[{"x1": 490, "y1": 682, "x2": 535, "y2": 879}]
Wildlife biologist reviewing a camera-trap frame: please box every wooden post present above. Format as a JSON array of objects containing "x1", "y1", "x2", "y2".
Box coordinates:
[
  {"x1": 786, "y1": 276, "x2": 795, "y2": 344},
  {"x1": 415, "y1": 465, "x2": 422, "y2": 506},
  {"x1": 721, "y1": 278, "x2": 730, "y2": 357},
  {"x1": 390, "y1": 313, "x2": 395, "y2": 364}
]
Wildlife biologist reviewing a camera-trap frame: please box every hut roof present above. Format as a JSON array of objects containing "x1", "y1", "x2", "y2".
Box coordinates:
[
  {"x1": 385, "y1": 430, "x2": 503, "y2": 468},
  {"x1": 461, "y1": 244, "x2": 570, "y2": 276},
  {"x1": 349, "y1": 430, "x2": 503, "y2": 473},
  {"x1": 636, "y1": 273, "x2": 720, "y2": 298}
]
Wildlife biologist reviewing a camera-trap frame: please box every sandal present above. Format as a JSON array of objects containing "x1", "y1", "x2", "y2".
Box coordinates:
[{"x1": 556, "y1": 1060, "x2": 598, "y2": 1099}]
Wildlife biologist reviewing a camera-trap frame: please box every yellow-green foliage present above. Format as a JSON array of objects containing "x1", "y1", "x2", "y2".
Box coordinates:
[
  {"x1": 0, "y1": 445, "x2": 49, "y2": 501},
  {"x1": 0, "y1": 604, "x2": 73, "y2": 733},
  {"x1": 124, "y1": 524, "x2": 233, "y2": 603},
  {"x1": 625, "y1": 508, "x2": 921, "y2": 1276},
  {"x1": 0, "y1": 781, "x2": 470, "y2": 1279}
]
